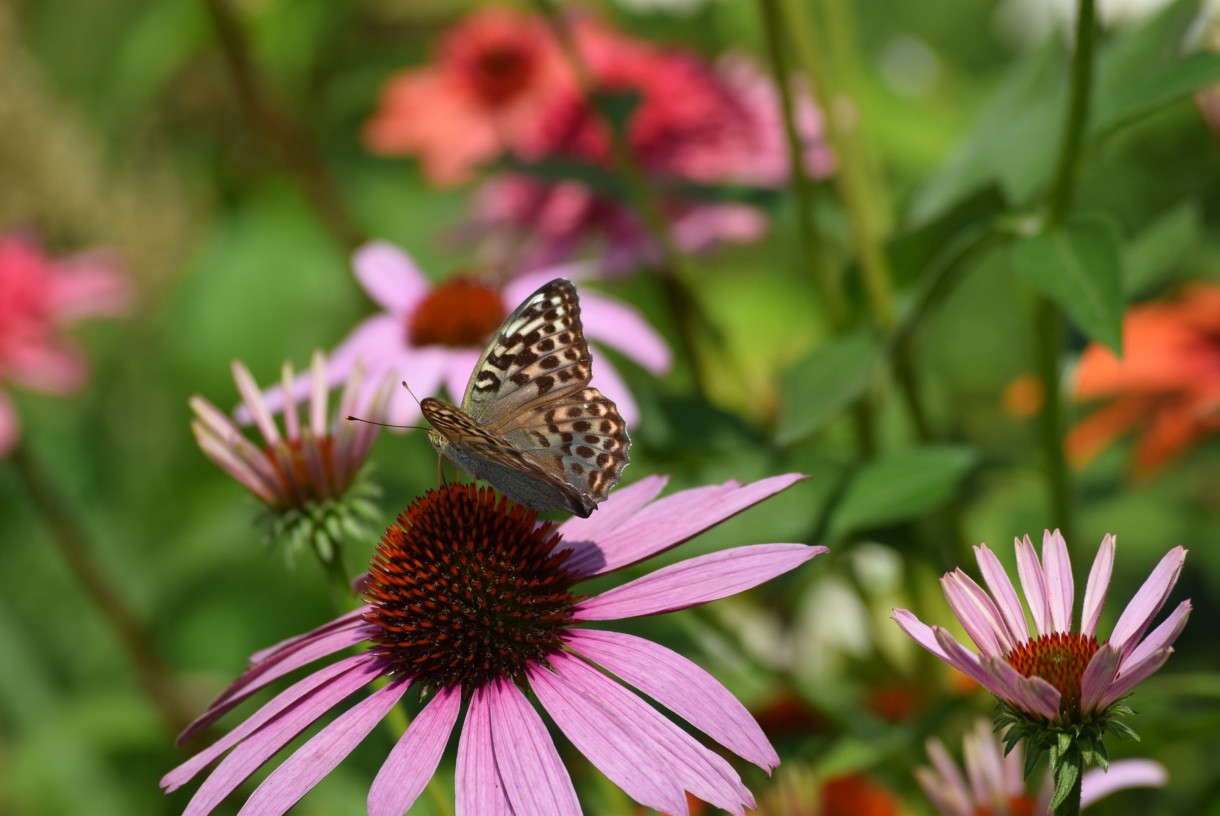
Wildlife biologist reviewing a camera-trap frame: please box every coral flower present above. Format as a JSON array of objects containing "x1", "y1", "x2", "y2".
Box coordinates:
[
  {"x1": 191, "y1": 351, "x2": 392, "y2": 559},
  {"x1": 893, "y1": 531, "x2": 1189, "y2": 726},
  {"x1": 251, "y1": 241, "x2": 670, "y2": 428},
  {"x1": 917, "y1": 718, "x2": 1168, "y2": 815},
  {"x1": 162, "y1": 474, "x2": 825, "y2": 815},
  {"x1": 1068, "y1": 283, "x2": 1220, "y2": 474},
  {"x1": 470, "y1": 33, "x2": 832, "y2": 274},
  {"x1": 364, "y1": 6, "x2": 570, "y2": 185},
  {"x1": 0, "y1": 233, "x2": 129, "y2": 455}
]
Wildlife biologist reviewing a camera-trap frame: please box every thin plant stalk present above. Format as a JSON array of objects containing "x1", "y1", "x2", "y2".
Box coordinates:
[
  {"x1": 11, "y1": 443, "x2": 197, "y2": 735},
  {"x1": 1036, "y1": 0, "x2": 1098, "y2": 548}
]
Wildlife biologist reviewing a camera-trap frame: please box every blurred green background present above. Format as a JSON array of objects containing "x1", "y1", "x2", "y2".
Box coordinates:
[{"x1": 3, "y1": 0, "x2": 1220, "y2": 813}]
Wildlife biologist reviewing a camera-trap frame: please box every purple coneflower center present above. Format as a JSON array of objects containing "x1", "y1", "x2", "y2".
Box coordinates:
[
  {"x1": 362, "y1": 483, "x2": 580, "y2": 690},
  {"x1": 263, "y1": 436, "x2": 336, "y2": 506},
  {"x1": 407, "y1": 277, "x2": 506, "y2": 349},
  {"x1": 1004, "y1": 631, "x2": 1099, "y2": 718}
]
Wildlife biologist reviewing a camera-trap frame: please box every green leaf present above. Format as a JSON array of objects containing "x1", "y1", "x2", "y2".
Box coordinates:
[
  {"x1": 1011, "y1": 215, "x2": 1124, "y2": 353},
  {"x1": 1094, "y1": 52, "x2": 1220, "y2": 136},
  {"x1": 888, "y1": 184, "x2": 1008, "y2": 286},
  {"x1": 1049, "y1": 752, "x2": 1082, "y2": 811},
  {"x1": 1124, "y1": 203, "x2": 1199, "y2": 298},
  {"x1": 776, "y1": 332, "x2": 881, "y2": 445},
  {"x1": 829, "y1": 446, "x2": 979, "y2": 535}
]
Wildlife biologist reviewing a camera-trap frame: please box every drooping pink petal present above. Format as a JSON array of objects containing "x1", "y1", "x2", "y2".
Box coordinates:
[
  {"x1": 1080, "y1": 759, "x2": 1168, "y2": 806},
  {"x1": 1015, "y1": 535, "x2": 1051, "y2": 636},
  {"x1": 6, "y1": 341, "x2": 87, "y2": 393},
  {"x1": 544, "y1": 652, "x2": 753, "y2": 814},
  {"x1": 1122, "y1": 599, "x2": 1191, "y2": 668},
  {"x1": 191, "y1": 420, "x2": 279, "y2": 505},
  {"x1": 929, "y1": 628, "x2": 1020, "y2": 707},
  {"x1": 236, "y1": 677, "x2": 410, "y2": 815},
  {"x1": 1041, "y1": 529, "x2": 1075, "y2": 634},
  {"x1": 978, "y1": 654, "x2": 1062, "y2": 721},
  {"x1": 564, "y1": 474, "x2": 807, "y2": 578},
  {"x1": 248, "y1": 609, "x2": 366, "y2": 664},
  {"x1": 1081, "y1": 534, "x2": 1116, "y2": 637},
  {"x1": 353, "y1": 241, "x2": 430, "y2": 315},
  {"x1": 164, "y1": 654, "x2": 372, "y2": 791},
  {"x1": 368, "y1": 685, "x2": 461, "y2": 816},
  {"x1": 1109, "y1": 546, "x2": 1187, "y2": 656},
  {"x1": 443, "y1": 348, "x2": 481, "y2": 405},
  {"x1": 232, "y1": 361, "x2": 281, "y2": 445},
  {"x1": 1079, "y1": 644, "x2": 1122, "y2": 713},
  {"x1": 891, "y1": 610, "x2": 951, "y2": 662},
  {"x1": 486, "y1": 678, "x2": 581, "y2": 816},
  {"x1": 48, "y1": 251, "x2": 131, "y2": 319},
  {"x1": 565, "y1": 629, "x2": 778, "y2": 770},
  {"x1": 587, "y1": 354, "x2": 638, "y2": 427},
  {"x1": 922, "y1": 737, "x2": 971, "y2": 812},
  {"x1": 456, "y1": 686, "x2": 513, "y2": 816},
  {"x1": 1097, "y1": 648, "x2": 1174, "y2": 709},
  {"x1": 176, "y1": 658, "x2": 382, "y2": 816},
  {"x1": 578, "y1": 292, "x2": 672, "y2": 374},
  {"x1": 556, "y1": 475, "x2": 669, "y2": 547},
  {"x1": 179, "y1": 620, "x2": 370, "y2": 743},
  {"x1": 529, "y1": 665, "x2": 690, "y2": 815},
  {"x1": 940, "y1": 570, "x2": 1009, "y2": 657},
  {"x1": 973, "y1": 544, "x2": 1030, "y2": 644},
  {"x1": 501, "y1": 262, "x2": 596, "y2": 304},
  {"x1": 574, "y1": 543, "x2": 824, "y2": 621}
]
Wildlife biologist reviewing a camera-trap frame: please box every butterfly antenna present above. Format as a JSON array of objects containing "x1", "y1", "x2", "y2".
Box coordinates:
[
  {"x1": 345, "y1": 416, "x2": 428, "y2": 431},
  {"x1": 400, "y1": 380, "x2": 423, "y2": 407}
]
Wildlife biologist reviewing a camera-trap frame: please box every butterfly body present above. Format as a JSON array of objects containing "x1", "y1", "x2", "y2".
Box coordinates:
[{"x1": 420, "y1": 279, "x2": 630, "y2": 518}]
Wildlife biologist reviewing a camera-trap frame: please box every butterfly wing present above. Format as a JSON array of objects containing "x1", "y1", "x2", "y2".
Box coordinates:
[
  {"x1": 421, "y1": 397, "x2": 597, "y2": 517},
  {"x1": 461, "y1": 279, "x2": 592, "y2": 423},
  {"x1": 495, "y1": 387, "x2": 629, "y2": 504}
]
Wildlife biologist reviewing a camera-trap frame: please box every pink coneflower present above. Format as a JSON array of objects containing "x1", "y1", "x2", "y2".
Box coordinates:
[
  {"x1": 0, "y1": 232, "x2": 129, "y2": 456},
  {"x1": 893, "y1": 531, "x2": 1188, "y2": 809},
  {"x1": 191, "y1": 351, "x2": 392, "y2": 560},
  {"x1": 162, "y1": 474, "x2": 825, "y2": 815},
  {"x1": 918, "y1": 718, "x2": 1168, "y2": 815},
  {"x1": 363, "y1": 6, "x2": 570, "y2": 185},
  {"x1": 1067, "y1": 284, "x2": 1220, "y2": 475},
  {"x1": 470, "y1": 32, "x2": 832, "y2": 274},
  {"x1": 250, "y1": 241, "x2": 670, "y2": 428}
]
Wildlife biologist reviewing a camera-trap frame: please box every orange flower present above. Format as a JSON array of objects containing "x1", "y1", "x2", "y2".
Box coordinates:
[
  {"x1": 1068, "y1": 283, "x2": 1220, "y2": 474},
  {"x1": 363, "y1": 7, "x2": 570, "y2": 185}
]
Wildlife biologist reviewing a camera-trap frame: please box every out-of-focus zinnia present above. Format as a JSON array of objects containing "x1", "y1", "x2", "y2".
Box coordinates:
[
  {"x1": 162, "y1": 474, "x2": 825, "y2": 815},
  {"x1": 1068, "y1": 283, "x2": 1220, "y2": 474},
  {"x1": 0, "y1": 232, "x2": 129, "y2": 456}
]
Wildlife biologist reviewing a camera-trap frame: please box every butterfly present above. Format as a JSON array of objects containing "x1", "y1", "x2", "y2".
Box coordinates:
[{"x1": 419, "y1": 278, "x2": 630, "y2": 518}]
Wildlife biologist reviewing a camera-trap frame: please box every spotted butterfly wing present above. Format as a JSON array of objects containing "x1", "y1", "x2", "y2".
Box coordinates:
[{"x1": 419, "y1": 279, "x2": 630, "y2": 518}]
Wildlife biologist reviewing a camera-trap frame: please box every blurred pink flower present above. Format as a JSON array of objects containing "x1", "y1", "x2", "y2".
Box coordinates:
[
  {"x1": 893, "y1": 531, "x2": 1190, "y2": 725},
  {"x1": 162, "y1": 475, "x2": 825, "y2": 815},
  {"x1": 249, "y1": 241, "x2": 670, "y2": 428},
  {"x1": 918, "y1": 718, "x2": 1167, "y2": 815},
  {"x1": 0, "y1": 233, "x2": 129, "y2": 456},
  {"x1": 470, "y1": 36, "x2": 832, "y2": 274},
  {"x1": 192, "y1": 351, "x2": 391, "y2": 511},
  {"x1": 363, "y1": 6, "x2": 571, "y2": 185}
]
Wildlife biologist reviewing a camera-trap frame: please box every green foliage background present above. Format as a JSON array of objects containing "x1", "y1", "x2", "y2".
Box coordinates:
[{"x1": 2, "y1": 0, "x2": 1220, "y2": 814}]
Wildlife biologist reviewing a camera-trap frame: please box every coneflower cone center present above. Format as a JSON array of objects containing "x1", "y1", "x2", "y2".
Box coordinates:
[
  {"x1": 363, "y1": 483, "x2": 580, "y2": 690},
  {"x1": 1004, "y1": 631, "x2": 1099, "y2": 718},
  {"x1": 408, "y1": 278, "x2": 506, "y2": 348},
  {"x1": 264, "y1": 435, "x2": 337, "y2": 506}
]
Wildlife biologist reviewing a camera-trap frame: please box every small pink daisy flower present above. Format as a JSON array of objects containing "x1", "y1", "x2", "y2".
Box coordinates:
[
  {"x1": 191, "y1": 351, "x2": 393, "y2": 560},
  {"x1": 0, "y1": 232, "x2": 130, "y2": 455},
  {"x1": 250, "y1": 241, "x2": 670, "y2": 428},
  {"x1": 893, "y1": 531, "x2": 1189, "y2": 726},
  {"x1": 162, "y1": 474, "x2": 825, "y2": 815},
  {"x1": 918, "y1": 718, "x2": 1167, "y2": 815}
]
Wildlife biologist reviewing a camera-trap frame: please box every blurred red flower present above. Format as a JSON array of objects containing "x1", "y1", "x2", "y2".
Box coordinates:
[{"x1": 1068, "y1": 283, "x2": 1220, "y2": 474}]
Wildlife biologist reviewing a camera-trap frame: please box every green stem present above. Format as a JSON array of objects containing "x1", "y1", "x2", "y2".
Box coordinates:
[
  {"x1": 778, "y1": 0, "x2": 895, "y2": 331},
  {"x1": 10, "y1": 444, "x2": 198, "y2": 735},
  {"x1": 1053, "y1": 762, "x2": 1084, "y2": 816},
  {"x1": 1036, "y1": 0, "x2": 1096, "y2": 543},
  {"x1": 202, "y1": 0, "x2": 364, "y2": 252}
]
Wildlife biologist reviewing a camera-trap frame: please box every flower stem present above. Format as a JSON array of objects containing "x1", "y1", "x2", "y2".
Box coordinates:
[
  {"x1": 1054, "y1": 764, "x2": 1084, "y2": 816},
  {"x1": 201, "y1": 0, "x2": 365, "y2": 252},
  {"x1": 1036, "y1": 0, "x2": 1096, "y2": 543},
  {"x1": 10, "y1": 443, "x2": 197, "y2": 735}
]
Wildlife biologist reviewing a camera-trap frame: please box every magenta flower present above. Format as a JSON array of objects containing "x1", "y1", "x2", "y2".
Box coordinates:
[
  {"x1": 893, "y1": 531, "x2": 1189, "y2": 725},
  {"x1": 250, "y1": 241, "x2": 670, "y2": 428},
  {"x1": 191, "y1": 351, "x2": 393, "y2": 560},
  {"x1": 918, "y1": 718, "x2": 1167, "y2": 815},
  {"x1": 162, "y1": 474, "x2": 824, "y2": 815},
  {"x1": 0, "y1": 233, "x2": 129, "y2": 455}
]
